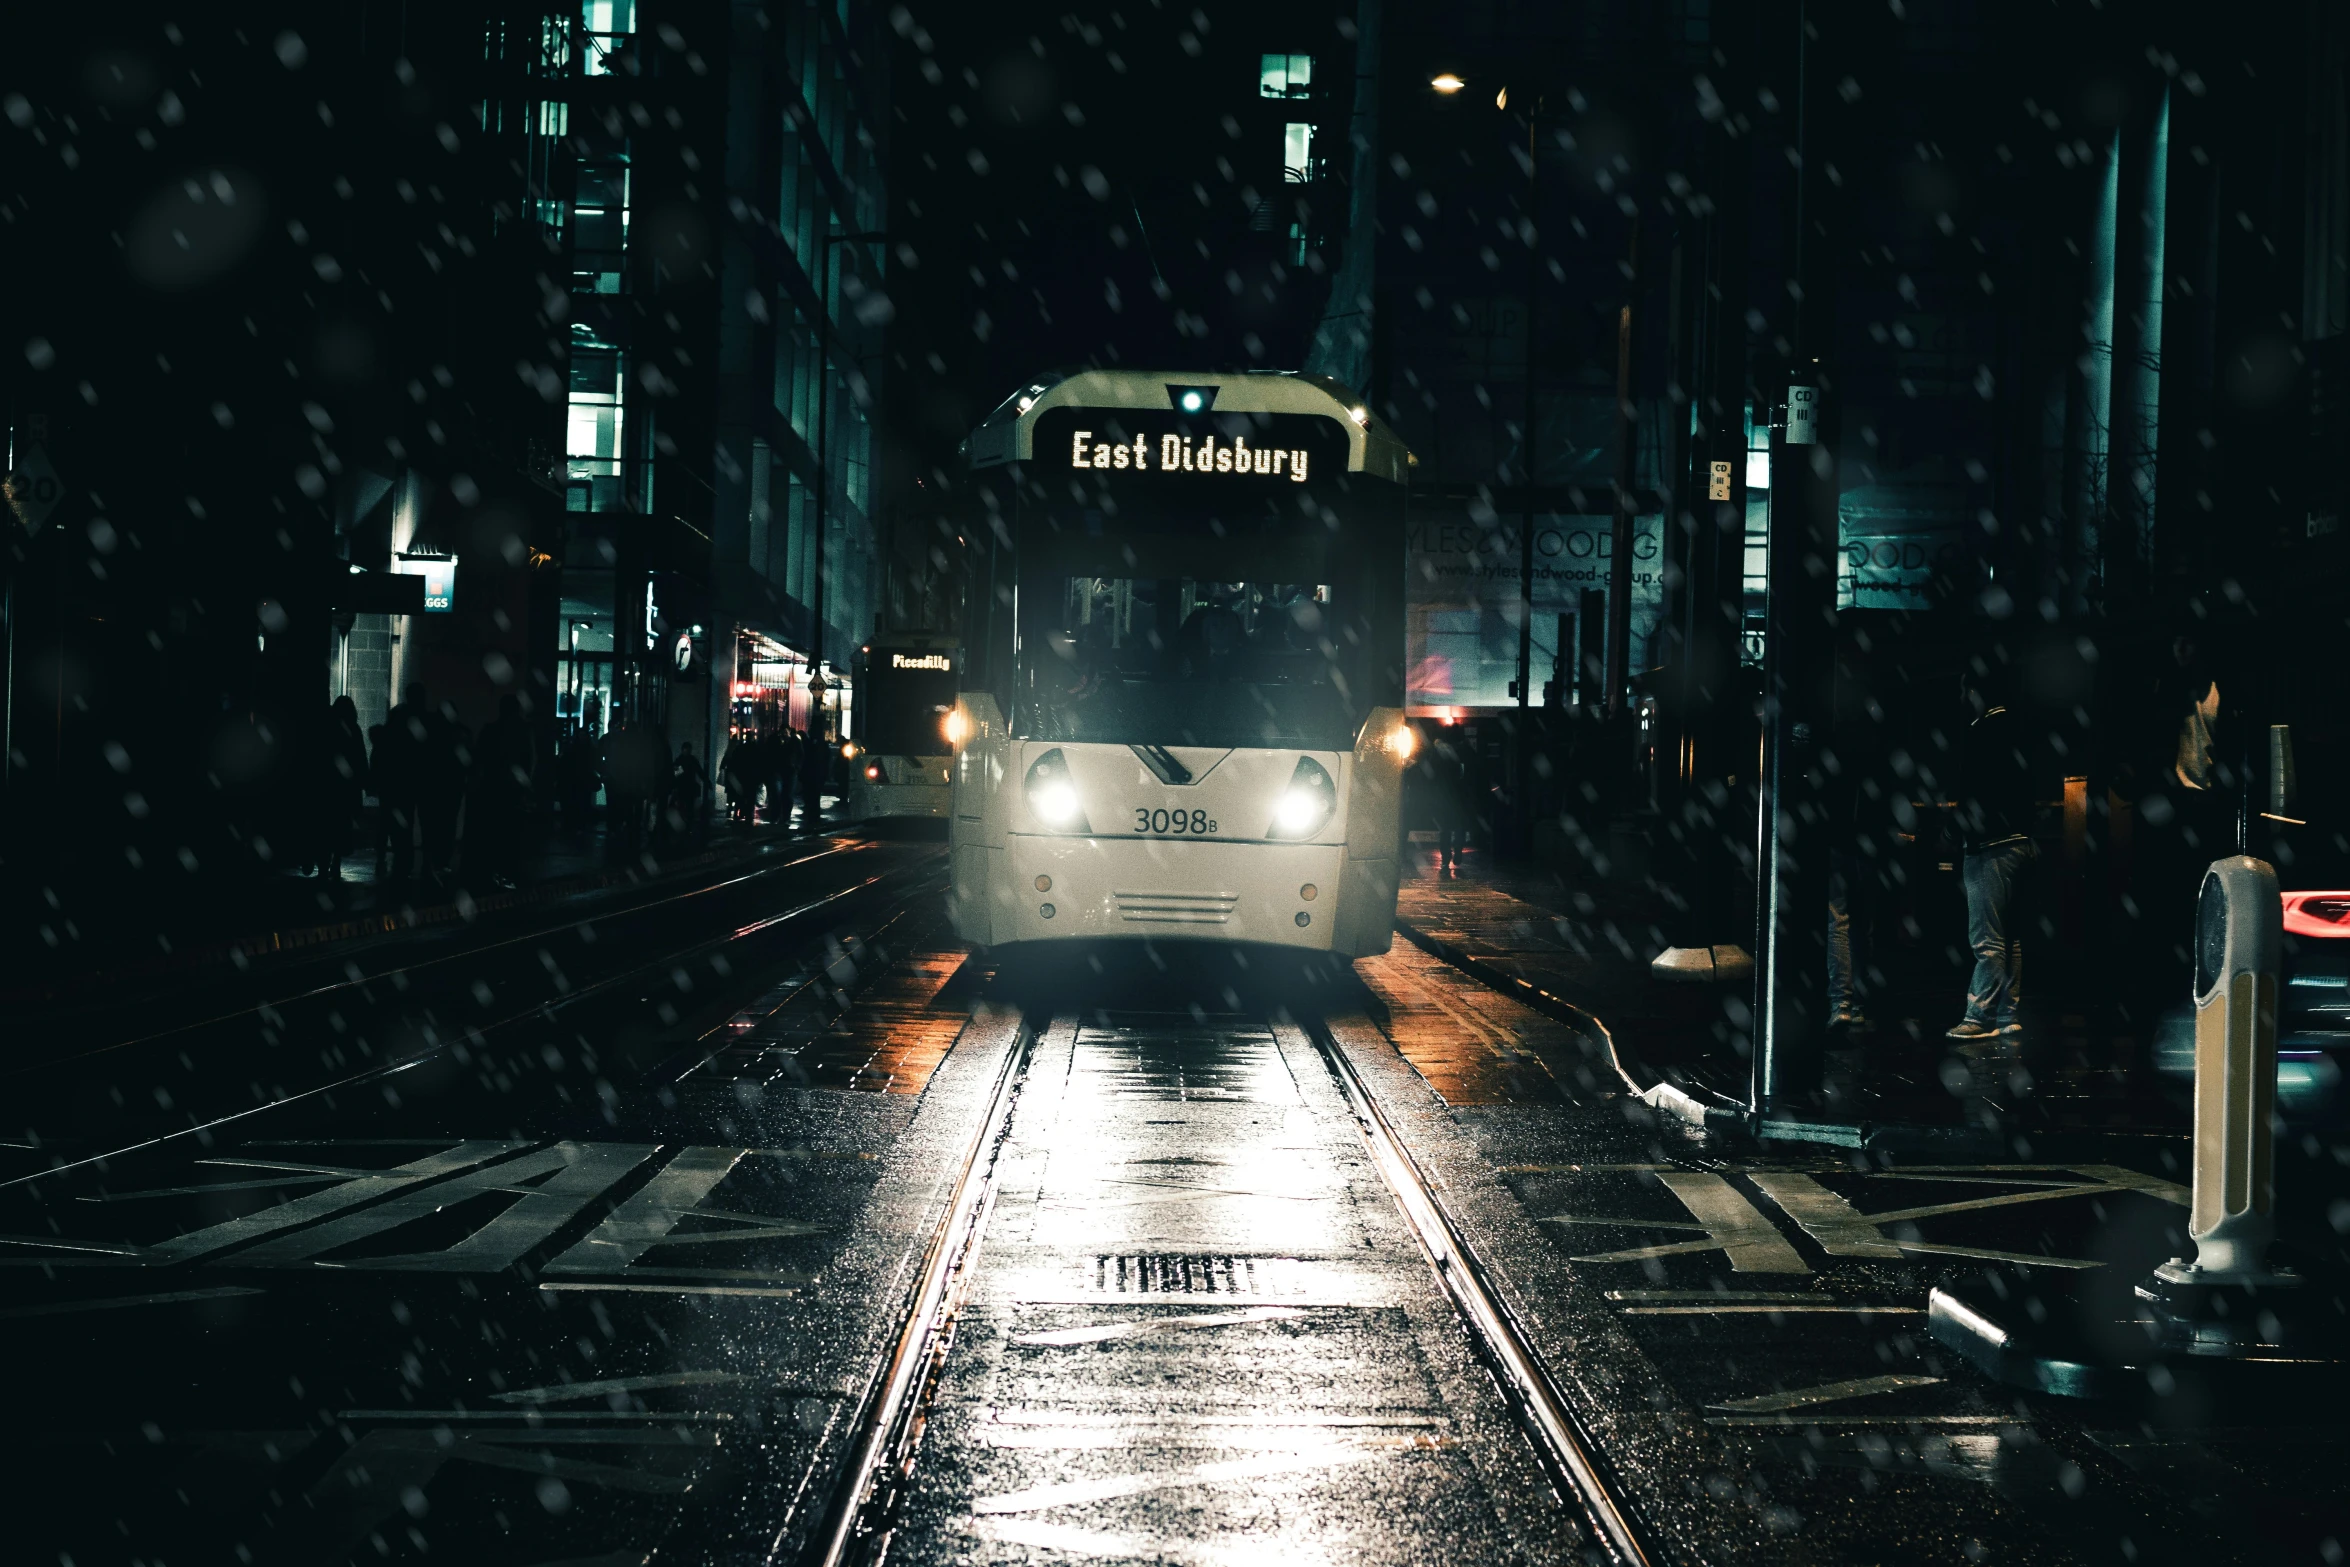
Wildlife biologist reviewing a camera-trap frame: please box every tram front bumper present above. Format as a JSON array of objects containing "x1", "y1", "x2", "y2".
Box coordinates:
[{"x1": 998, "y1": 834, "x2": 1364, "y2": 950}]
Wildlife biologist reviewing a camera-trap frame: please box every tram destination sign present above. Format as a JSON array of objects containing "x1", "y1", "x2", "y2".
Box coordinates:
[{"x1": 1034, "y1": 407, "x2": 1351, "y2": 487}]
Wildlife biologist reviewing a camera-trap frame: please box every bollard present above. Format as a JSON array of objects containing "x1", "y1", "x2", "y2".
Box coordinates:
[{"x1": 2150, "y1": 855, "x2": 2296, "y2": 1288}]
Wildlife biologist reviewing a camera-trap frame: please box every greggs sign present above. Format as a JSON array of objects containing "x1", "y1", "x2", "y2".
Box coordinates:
[{"x1": 1068, "y1": 428, "x2": 1310, "y2": 482}]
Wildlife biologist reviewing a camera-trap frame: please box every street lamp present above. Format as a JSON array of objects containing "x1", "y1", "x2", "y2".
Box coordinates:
[{"x1": 1430, "y1": 73, "x2": 1465, "y2": 94}]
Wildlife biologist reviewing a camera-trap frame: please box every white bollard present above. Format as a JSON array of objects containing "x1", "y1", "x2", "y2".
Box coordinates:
[{"x1": 2152, "y1": 855, "x2": 2296, "y2": 1287}]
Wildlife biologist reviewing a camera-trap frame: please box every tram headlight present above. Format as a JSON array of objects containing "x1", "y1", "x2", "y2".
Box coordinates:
[
  {"x1": 942, "y1": 706, "x2": 971, "y2": 747},
  {"x1": 1024, "y1": 748, "x2": 1090, "y2": 832},
  {"x1": 1381, "y1": 721, "x2": 1418, "y2": 762},
  {"x1": 1268, "y1": 756, "x2": 1338, "y2": 840}
]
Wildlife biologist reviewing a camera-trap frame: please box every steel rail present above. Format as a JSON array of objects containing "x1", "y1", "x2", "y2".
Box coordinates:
[
  {"x1": 1307, "y1": 1018, "x2": 1659, "y2": 1567},
  {"x1": 804, "y1": 1007, "x2": 1034, "y2": 1567}
]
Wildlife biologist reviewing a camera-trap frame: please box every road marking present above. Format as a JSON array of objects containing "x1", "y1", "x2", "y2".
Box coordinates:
[
  {"x1": 339, "y1": 1408, "x2": 732, "y2": 1423},
  {"x1": 1709, "y1": 1374, "x2": 1943, "y2": 1412},
  {"x1": 538, "y1": 1281, "x2": 802, "y2": 1299},
  {"x1": 0, "y1": 1285, "x2": 263, "y2": 1319},
  {"x1": 233, "y1": 1142, "x2": 659, "y2": 1271},
  {"x1": 1012, "y1": 1306, "x2": 1305, "y2": 1347},
  {"x1": 1746, "y1": 1171, "x2": 2101, "y2": 1268},
  {"x1": 543, "y1": 1147, "x2": 746, "y2": 1273},
  {"x1": 148, "y1": 1141, "x2": 526, "y2": 1264},
  {"x1": 969, "y1": 1439, "x2": 1440, "y2": 1516},
  {"x1": 970, "y1": 1517, "x2": 1250, "y2": 1567},
  {"x1": 1606, "y1": 1290, "x2": 1839, "y2": 1303},
  {"x1": 1552, "y1": 1172, "x2": 1808, "y2": 1273},
  {"x1": 1619, "y1": 1305, "x2": 1920, "y2": 1315},
  {"x1": 1708, "y1": 1414, "x2": 2013, "y2": 1427},
  {"x1": 492, "y1": 1371, "x2": 751, "y2": 1404},
  {"x1": 985, "y1": 1409, "x2": 1443, "y2": 1431}
]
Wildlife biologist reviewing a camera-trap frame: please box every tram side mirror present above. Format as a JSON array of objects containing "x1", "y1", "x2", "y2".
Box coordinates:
[{"x1": 2270, "y1": 724, "x2": 2299, "y2": 819}]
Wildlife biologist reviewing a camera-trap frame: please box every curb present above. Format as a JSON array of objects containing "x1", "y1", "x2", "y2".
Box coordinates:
[{"x1": 1392, "y1": 914, "x2": 2010, "y2": 1153}]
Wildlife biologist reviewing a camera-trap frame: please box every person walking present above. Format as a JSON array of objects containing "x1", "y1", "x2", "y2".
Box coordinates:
[
  {"x1": 1947, "y1": 668, "x2": 2036, "y2": 1045},
  {"x1": 320, "y1": 695, "x2": 370, "y2": 880}
]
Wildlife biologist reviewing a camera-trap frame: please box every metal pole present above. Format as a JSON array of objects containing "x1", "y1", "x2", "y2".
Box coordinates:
[
  {"x1": 1516, "y1": 109, "x2": 1537, "y2": 719},
  {"x1": 1604, "y1": 222, "x2": 1640, "y2": 720}
]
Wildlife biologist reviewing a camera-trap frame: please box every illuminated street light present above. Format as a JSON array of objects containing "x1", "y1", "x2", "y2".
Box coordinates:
[
  {"x1": 1496, "y1": 86, "x2": 1509, "y2": 110},
  {"x1": 1430, "y1": 73, "x2": 1464, "y2": 94}
]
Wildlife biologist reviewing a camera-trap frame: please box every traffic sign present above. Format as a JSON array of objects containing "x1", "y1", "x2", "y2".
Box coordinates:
[{"x1": 4, "y1": 444, "x2": 62, "y2": 534}]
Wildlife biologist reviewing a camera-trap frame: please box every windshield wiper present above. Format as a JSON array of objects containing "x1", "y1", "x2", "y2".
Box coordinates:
[{"x1": 1130, "y1": 743, "x2": 1193, "y2": 785}]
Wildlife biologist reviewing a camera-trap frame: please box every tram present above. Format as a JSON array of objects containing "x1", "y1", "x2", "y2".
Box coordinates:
[
  {"x1": 846, "y1": 634, "x2": 959, "y2": 820},
  {"x1": 946, "y1": 369, "x2": 1414, "y2": 955}
]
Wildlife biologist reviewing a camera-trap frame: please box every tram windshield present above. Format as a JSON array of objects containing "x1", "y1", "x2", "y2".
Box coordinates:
[{"x1": 1018, "y1": 574, "x2": 1358, "y2": 748}]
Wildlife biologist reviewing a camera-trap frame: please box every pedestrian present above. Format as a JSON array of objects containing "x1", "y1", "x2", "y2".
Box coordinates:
[
  {"x1": 366, "y1": 722, "x2": 391, "y2": 874},
  {"x1": 378, "y1": 683, "x2": 428, "y2": 882},
  {"x1": 669, "y1": 740, "x2": 709, "y2": 845},
  {"x1": 798, "y1": 725, "x2": 831, "y2": 828},
  {"x1": 419, "y1": 700, "x2": 468, "y2": 885},
  {"x1": 719, "y1": 728, "x2": 754, "y2": 823},
  {"x1": 1426, "y1": 731, "x2": 1471, "y2": 876},
  {"x1": 1947, "y1": 667, "x2": 2036, "y2": 1045},
  {"x1": 468, "y1": 694, "x2": 536, "y2": 888},
  {"x1": 320, "y1": 695, "x2": 370, "y2": 880},
  {"x1": 601, "y1": 719, "x2": 667, "y2": 859},
  {"x1": 769, "y1": 726, "x2": 798, "y2": 823}
]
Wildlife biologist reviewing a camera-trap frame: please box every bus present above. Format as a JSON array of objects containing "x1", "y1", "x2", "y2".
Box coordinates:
[
  {"x1": 846, "y1": 635, "x2": 958, "y2": 821},
  {"x1": 946, "y1": 369, "x2": 1414, "y2": 956}
]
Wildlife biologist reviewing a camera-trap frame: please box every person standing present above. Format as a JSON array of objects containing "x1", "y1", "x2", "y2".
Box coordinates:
[
  {"x1": 798, "y1": 725, "x2": 830, "y2": 828},
  {"x1": 1948, "y1": 669, "x2": 2036, "y2": 1044},
  {"x1": 320, "y1": 696, "x2": 370, "y2": 880},
  {"x1": 419, "y1": 700, "x2": 469, "y2": 886},
  {"x1": 719, "y1": 729, "x2": 754, "y2": 823},
  {"x1": 468, "y1": 694, "x2": 536, "y2": 887},
  {"x1": 769, "y1": 726, "x2": 798, "y2": 823},
  {"x1": 1426, "y1": 731, "x2": 1471, "y2": 876},
  {"x1": 670, "y1": 740, "x2": 709, "y2": 845},
  {"x1": 377, "y1": 684, "x2": 428, "y2": 882}
]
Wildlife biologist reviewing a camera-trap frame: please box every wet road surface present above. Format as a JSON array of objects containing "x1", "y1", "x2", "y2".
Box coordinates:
[{"x1": 3, "y1": 849, "x2": 2345, "y2": 1565}]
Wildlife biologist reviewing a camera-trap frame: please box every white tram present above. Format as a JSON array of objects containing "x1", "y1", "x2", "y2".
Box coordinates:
[
  {"x1": 845, "y1": 635, "x2": 958, "y2": 821},
  {"x1": 945, "y1": 369, "x2": 1415, "y2": 956}
]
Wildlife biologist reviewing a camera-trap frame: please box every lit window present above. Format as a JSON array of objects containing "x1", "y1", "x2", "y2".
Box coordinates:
[
  {"x1": 1282, "y1": 122, "x2": 1314, "y2": 183},
  {"x1": 1259, "y1": 53, "x2": 1313, "y2": 99}
]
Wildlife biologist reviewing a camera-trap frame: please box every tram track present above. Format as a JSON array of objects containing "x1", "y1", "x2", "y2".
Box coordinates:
[{"x1": 805, "y1": 993, "x2": 1663, "y2": 1567}]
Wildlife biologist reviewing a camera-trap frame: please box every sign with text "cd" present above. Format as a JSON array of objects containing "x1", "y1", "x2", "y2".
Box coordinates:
[{"x1": 1708, "y1": 460, "x2": 1733, "y2": 501}]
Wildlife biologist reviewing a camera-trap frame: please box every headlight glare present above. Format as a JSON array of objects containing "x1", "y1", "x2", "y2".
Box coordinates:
[
  {"x1": 1023, "y1": 749, "x2": 1090, "y2": 832},
  {"x1": 1267, "y1": 756, "x2": 1338, "y2": 840}
]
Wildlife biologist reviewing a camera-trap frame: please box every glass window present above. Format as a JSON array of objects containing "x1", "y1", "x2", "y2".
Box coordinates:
[
  {"x1": 1282, "y1": 122, "x2": 1314, "y2": 183},
  {"x1": 1259, "y1": 53, "x2": 1312, "y2": 99},
  {"x1": 1018, "y1": 576, "x2": 1354, "y2": 748}
]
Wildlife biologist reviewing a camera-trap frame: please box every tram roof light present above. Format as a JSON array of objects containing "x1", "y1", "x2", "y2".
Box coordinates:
[
  {"x1": 1349, "y1": 405, "x2": 1369, "y2": 426},
  {"x1": 1166, "y1": 383, "x2": 1218, "y2": 414}
]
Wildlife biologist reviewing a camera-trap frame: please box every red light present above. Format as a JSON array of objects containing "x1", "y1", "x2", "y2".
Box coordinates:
[
  {"x1": 864, "y1": 763, "x2": 881, "y2": 780},
  {"x1": 2284, "y1": 892, "x2": 2350, "y2": 940}
]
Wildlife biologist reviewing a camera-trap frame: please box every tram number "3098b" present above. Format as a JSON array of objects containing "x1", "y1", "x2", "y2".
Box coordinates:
[{"x1": 1134, "y1": 808, "x2": 1217, "y2": 835}]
